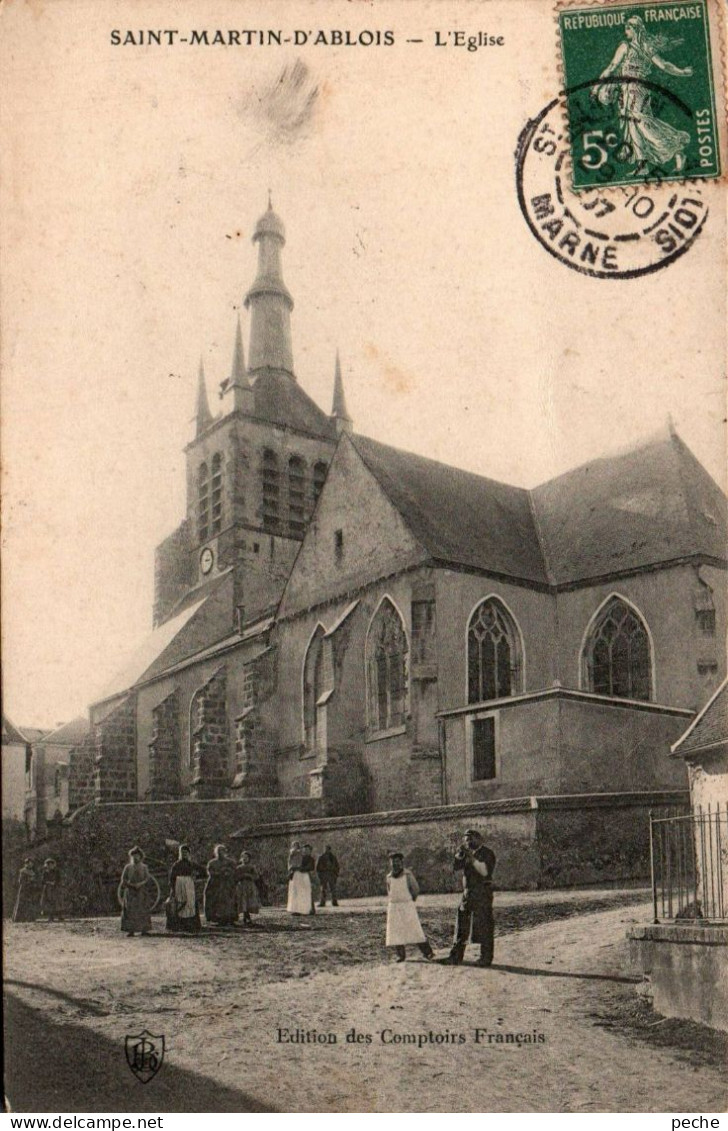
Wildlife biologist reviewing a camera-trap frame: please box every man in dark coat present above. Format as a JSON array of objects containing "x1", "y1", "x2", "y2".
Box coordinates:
[
  {"x1": 441, "y1": 829, "x2": 496, "y2": 966},
  {"x1": 315, "y1": 845, "x2": 340, "y2": 907}
]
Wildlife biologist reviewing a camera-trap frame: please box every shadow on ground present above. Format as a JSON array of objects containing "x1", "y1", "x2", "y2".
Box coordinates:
[{"x1": 4, "y1": 992, "x2": 276, "y2": 1113}]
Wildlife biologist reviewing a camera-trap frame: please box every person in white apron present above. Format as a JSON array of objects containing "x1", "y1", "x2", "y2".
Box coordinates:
[
  {"x1": 287, "y1": 841, "x2": 312, "y2": 915},
  {"x1": 385, "y1": 852, "x2": 434, "y2": 962}
]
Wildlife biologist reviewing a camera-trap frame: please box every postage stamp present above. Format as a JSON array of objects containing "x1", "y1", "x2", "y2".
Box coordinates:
[{"x1": 557, "y1": 0, "x2": 722, "y2": 190}]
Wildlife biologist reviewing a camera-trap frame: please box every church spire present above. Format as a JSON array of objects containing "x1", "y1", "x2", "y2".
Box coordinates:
[
  {"x1": 331, "y1": 350, "x2": 353, "y2": 435},
  {"x1": 231, "y1": 313, "x2": 249, "y2": 388},
  {"x1": 220, "y1": 313, "x2": 254, "y2": 416},
  {"x1": 244, "y1": 198, "x2": 295, "y2": 380},
  {"x1": 195, "y1": 357, "x2": 213, "y2": 436}
]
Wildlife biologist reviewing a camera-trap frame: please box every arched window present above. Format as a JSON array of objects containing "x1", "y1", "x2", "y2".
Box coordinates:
[
  {"x1": 367, "y1": 599, "x2": 408, "y2": 733},
  {"x1": 210, "y1": 452, "x2": 223, "y2": 536},
  {"x1": 467, "y1": 598, "x2": 523, "y2": 704},
  {"x1": 261, "y1": 449, "x2": 280, "y2": 533},
  {"x1": 583, "y1": 596, "x2": 652, "y2": 701},
  {"x1": 303, "y1": 626, "x2": 325, "y2": 751},
  {"x1": 197, "y1": 463, "x2": 209, "y2": 542},
  {"x1": 288, "y1": 455, "x2": 306, "y2": 538},
  {"x1": 313, "y1": 461, "x2": 328, "y2": 508}
]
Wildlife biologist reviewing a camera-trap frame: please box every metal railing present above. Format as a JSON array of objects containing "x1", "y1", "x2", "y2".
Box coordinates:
[{"x1": 650, "y1": 805, "x2": 727, "y2": 923}]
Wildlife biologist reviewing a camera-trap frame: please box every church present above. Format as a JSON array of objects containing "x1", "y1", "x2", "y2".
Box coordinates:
[{"x1": 78, "y1": 199, "x2": 726, "y2": 830}]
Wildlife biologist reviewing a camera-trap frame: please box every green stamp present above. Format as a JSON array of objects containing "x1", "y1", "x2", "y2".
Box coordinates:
[{"x1": 558, "y1": 0, "x2": 721, "y2": 189}]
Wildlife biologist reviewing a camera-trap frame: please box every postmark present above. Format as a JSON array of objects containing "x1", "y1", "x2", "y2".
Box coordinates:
[
  {"x1": 557, "y1": 0, "x2": 722, "y2": 191},
  {"x1": 515, "y1": 90, "x2": 709, "y2": 278}
]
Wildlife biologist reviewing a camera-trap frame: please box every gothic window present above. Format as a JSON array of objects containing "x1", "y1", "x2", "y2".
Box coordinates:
[
  {"x1": 583, "y1": 596, "x2": 652, "y2": 701},
  {"x1": 313, "y1": 461, "x2": 328, "y2": 508},
  {"x1": 197, "y1": 463, "x2": 209, "y2": 542},
  {"x1": 467, "y1": 598, "x2": 522, "y2": 704},
  {"x1": 367, "y1": 599, "x2": 408, "y2": 734},
  {"x1": 261, "y1": 449, "x2": 280, "y2": 533},
  {"x1": 694, "y1": 581, "x2": 716, "y2": 635},
  {"x1": 210, "y1": 452, "x2": 223, "y2": 536},
  {"x1": 303, "y1": 627, "x2": 325, "y2": 752},
  {"x1": 288, "y1": 455, "x2": 306, "y2": 538}
]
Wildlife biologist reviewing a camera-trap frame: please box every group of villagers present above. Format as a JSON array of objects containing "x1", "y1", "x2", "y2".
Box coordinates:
[
  {"x1": 118, "y1": 843, "x2": 263, "y2": 936},
  {"x1": 11, "y1": 856, "x2": 64, "y2": 922}
]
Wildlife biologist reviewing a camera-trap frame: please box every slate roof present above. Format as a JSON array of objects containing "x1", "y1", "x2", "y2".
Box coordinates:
[
  {"x1": 671, "y1": 680, "x2": 728, "y2": 759},
  {"x1": 2, "y1": 718, "x2": 48, "y2": 745},
  {"x1": 252, "y1": 371, "x2": 335, "y2": 438},
  {"x1": 531, "y1": 430, "x2": 727, "y2": 586},
  {"x1": 348, "y1": 428, "x2": 725, "y2": 587},
  {"x1": 350, "y1": 435, "x2": 549, "y2": 586},
  {"x1": 41, "y1": 716, "x2": 90, "y2": 746}
]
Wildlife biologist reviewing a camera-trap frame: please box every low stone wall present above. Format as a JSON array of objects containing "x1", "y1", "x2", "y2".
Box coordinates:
[
  {"x1": 535, "y1": 790, "x2": 689, "y2": 886},
  {"x1": 628, "y1": 924, "x2": 728, "y2": 1032},
  {"x1": 234, "y1": 798, "x2": 541, "y2": 900},
  {"x1": 233, "y1": 790, "x2": 689, "y2": 900},
  {"x1": 52, "y1": 796, "x2": 323, "y2": 914}
]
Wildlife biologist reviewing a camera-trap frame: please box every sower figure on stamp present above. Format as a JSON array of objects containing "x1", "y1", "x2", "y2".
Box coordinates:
[
  {"x1": 440, "y1": 829, "x2": 496, "y2": 967},
  {"x1": 316, "y1": 844, "x2": 340, "y2": 907}
]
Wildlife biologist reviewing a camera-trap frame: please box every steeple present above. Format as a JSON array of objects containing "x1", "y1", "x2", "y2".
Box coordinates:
[
  {"x1": 244, "y1": 197, "x2": 295, "y2": 380},
  {"x1": 330, "y1": 350, "x2": 353, "y2": 435},
  {"x1": 195, "y1": 358, "x2": 213, "y2": 436},
  {"x1": 220, "y1": 314, "x2": 254, "y2": 415}
]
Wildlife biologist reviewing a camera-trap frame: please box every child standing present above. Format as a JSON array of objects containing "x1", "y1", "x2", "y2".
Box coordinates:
[{"x1": 385, "y1": 852, "x2": 434, "y2": 962}]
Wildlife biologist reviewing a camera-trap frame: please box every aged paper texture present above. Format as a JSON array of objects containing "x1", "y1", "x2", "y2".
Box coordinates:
[{"x1": 2, "y1": 0, "x2": 726, "y2": 1115}]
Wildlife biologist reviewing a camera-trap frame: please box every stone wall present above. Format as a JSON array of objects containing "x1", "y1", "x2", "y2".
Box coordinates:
[
  {"x1": 69, "y1": 737, "x2": 96, "y2": 810},
  {"x1": 232, "y1": 790, "x2": 690, "y2": 900},
  {"x1": 628, "y1": 924, "x2": 728, "y2": 1031},
  {"x1": 148, "y1": 690, "x2": 182, "y2": 799},
  {"x1": 95, "y1": 697, "x2": 137, "y2": 802},
  {"x1": 56, "y1": 795, "x2": 323, "y2": 914}
]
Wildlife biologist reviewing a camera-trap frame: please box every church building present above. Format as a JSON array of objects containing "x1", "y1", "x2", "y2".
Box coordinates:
[{"x1": 83, "y1": 200, "x2": 727, "y2": 821}]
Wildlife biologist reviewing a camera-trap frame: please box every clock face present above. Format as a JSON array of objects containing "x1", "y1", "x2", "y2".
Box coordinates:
[{"x1": 200, "y1": 547, "x2": 214, "y2": 575}]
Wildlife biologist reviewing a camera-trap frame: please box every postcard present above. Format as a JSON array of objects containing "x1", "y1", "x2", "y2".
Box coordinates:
[{"x1": 2, "y1": 0, "x2": 726, "y2": 1116}]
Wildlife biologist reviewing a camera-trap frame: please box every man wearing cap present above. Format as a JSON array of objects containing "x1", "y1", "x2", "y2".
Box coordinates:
[{"x1": 441, "y1": 829, "x2": 496, "y2": 966}]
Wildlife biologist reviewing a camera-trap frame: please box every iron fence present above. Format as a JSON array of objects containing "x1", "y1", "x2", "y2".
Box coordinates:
[{"x1": 650, "y1": 805, "x2": 727, "y2": 923}]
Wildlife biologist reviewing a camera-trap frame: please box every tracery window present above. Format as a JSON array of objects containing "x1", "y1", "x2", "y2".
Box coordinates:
[
  {"x1": 367, "y1": 599, "x2": 408, "y2": 734},
  {"x1": 303, "y1": 627, "x2": 325, "y2": 752},
  {"x1": 467, "y1": 598, "x2": 522, "y2": 704},
  {"x1": 210, "y1": 452, "x2": 223, "y2": 536},
  {"x1": 583, "y1": 596, "x2": 652, "y2": 702},
  {"x1": 197, "y1": 462, "x2": 209, "y2": 543},
  {"x1": 288, "y1": 455, "x2": 306, "y2": 538},
  {"x1": 261, "y1": 449, "x2": 280, "y2": 533}
]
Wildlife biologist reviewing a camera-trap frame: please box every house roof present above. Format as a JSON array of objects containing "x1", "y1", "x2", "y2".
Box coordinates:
[
  {"x1": 531, "y1": 429, "x2": 727, "y2": 586},
  {"x1": 350, "y1": 434, "x2": 550, "y2": 585},
  {"x1": 41, "y1": 716, "x2": 90, "y2": 746},
  {"x1": 2, "y1": 717, "x2": 48, "y2": 745},
  {"x1": 671, "y1": 679, "x2": 728, "y2": 759}
]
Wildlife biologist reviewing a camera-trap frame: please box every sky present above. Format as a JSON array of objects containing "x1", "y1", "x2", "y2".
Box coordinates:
[{"x1": 1, "y1": 0, "x2": 725, "y2": 728}]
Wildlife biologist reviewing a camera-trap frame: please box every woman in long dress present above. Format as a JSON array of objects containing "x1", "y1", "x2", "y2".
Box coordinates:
[
  {"x1": 13, "y1": 858, "x2": 40, "y2": 922},
  {"x1": 119, "y1": 846, "x2": 155, "y2": 936},
  {"x1": 40, "y1": 858, "x2": 64, "y2": 921},
  {"x1": 385, "y1": 852, "x2": 433, "y2": 962},
  {"x1": 286, "y1": 841, "x2": 311, "y2": 915},
  {"x1": 166, "y1": 844, "x2": 202, "y2": 932},
  {"x1": 203, "y1": 844, "x2": 238, "y2": 926},
  {"x1": 235, "y1": 851, "x2": 261, "y2": 926},
  {"x1": 591, "y1": 16, "x2": 693, "y2": 173}
]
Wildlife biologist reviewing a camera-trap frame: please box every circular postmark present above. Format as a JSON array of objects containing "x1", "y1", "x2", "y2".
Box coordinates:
[{"x1": 516, "y1": 85, "x2": 709, "y2": 279}]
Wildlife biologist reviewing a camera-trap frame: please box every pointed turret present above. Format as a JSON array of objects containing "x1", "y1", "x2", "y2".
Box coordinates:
[
  {"x1": 221, "y1": 314, "x2": 254, "y2": 415},
  {"x1": 244, "y1": 198, "x2": 295, "y2": 380},
  {"x1": 331, "y1": 350, "x2": 353, "y2": 435},
  {"x1": 195, "y1": 358, "x2": 213, "y2": 436}
]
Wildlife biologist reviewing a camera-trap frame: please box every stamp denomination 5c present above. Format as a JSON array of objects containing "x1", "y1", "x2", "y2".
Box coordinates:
[{"x1": 558, "y1": 0, "x2": 722, "y2": 190}]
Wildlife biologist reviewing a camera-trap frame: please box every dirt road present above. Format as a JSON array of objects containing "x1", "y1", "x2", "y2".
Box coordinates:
[{"x1": 4, "y1": 892, "x2": 726, "y2": 1113}]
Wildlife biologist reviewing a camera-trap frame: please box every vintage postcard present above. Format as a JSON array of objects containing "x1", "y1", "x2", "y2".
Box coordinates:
[{"x1": 2, "y1": 0, "x2": 726, "y2": 1117}]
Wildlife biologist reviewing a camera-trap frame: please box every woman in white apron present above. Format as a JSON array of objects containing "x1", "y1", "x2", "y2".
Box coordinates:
[
  {"x1": 385, "y1": 852, "x2": 434, "y2": 962},
  {"x1": 287, "y1": 841, "x2": 311, "y2": 915}
]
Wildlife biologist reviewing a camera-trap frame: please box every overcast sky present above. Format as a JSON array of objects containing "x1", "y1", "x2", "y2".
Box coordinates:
[{"x1": 2, "y1": 0, "x2": 725, "y2": 728}]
